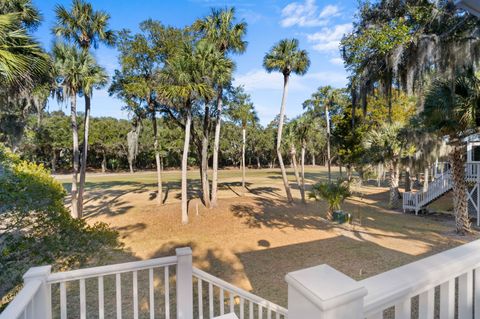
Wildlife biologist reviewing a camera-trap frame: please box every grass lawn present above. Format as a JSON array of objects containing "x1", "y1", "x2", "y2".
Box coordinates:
[{"x1": 55, "y1": 166, "x2": 478, "y2": 307}]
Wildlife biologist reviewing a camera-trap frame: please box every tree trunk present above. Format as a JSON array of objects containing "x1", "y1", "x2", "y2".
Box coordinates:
[
  {"x1": 101, "y1": 152, "x2": 107, "y2": 173},
  {"x1": 241, "y1": 127, "x2": 246, "y2": 192},
  {"x1": 405, "y1": 167, "x2": 411, "y2": 192},
  {"x1": 326, "y1": 104, "x2": 332, "y2": 182},
  {"x1": 450, "y1": 146, "x2": 471, "y2": 234},
  {"x1": 290, "y1": 144, "x2": 305, "y2": 203},
  {"x1": 51, "y1": 150, "x2": 56, "y2": 174},
  {"x1": 257, "y1": 156, "x2": 261, "y2": 169},
  {"x1": 389, "y1": 160, "x2": 401, "y2": 209},
  {"x1": 201, "y1": 105, "x2": 211, "y2": 207},
  {"x1": 151, "y1": 110, "x2": 163, "y2": 205},
  {"x1": 77, "y1": 95, "x2": 91, "y2": 217},
  {"x1": 301, "y1": 142, "x2": 306, "y2": 203},
  {"x1": 277, "y1": 75, "x2": 293, "y2": 203},
  {"x1": 423, "y1": 166, "x2": 429, "y2": 192},
  {"x1": 70, "y1": 93, "x2": 79, "y2": 219},
  {"x1": 211, "y1": 87, "x2": 223, "y2": 207},
  {"x1": 181, "y1": 106, "x2": 192, "y2": 224},
  {"x1": 312, "y1": 153, "x2": 316, "y2": 166}
]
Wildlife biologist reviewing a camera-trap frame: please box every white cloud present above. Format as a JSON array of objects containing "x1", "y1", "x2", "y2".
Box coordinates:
[
  {"x1": 280, "y1": 0, "x2": 340, "y2": 27},
  {"x1": 329, "y1": 57, "x2": 344, "y2": 65},
  {"x1": 307, "y1": 23, "x2": 352, "y2": 52}
]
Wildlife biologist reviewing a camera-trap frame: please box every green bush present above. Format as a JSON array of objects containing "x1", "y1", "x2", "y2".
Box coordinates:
[
  {"x1": 309, "y1": 179, "x2": 351, "y2": 220},
  {"x1": 0, "y1": 144, "x2": 120, "y2": 308}
]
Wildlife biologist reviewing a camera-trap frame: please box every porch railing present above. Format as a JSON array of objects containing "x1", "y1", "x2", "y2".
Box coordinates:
[{"x1": 4, "y1": 239, "x2": 480, "y2": 319}]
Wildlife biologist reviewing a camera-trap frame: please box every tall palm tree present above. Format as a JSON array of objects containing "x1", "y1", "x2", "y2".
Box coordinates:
[
  {"x1": 229, "y1": 87, "x2": 257, "y2": 191},
  {"x1": 54, "y1": 0, "x2": 114, "y2": 217},
  {"x1": 160, "y1": 42, "x2": 215, "y2": 224},
  {"x1": 194, "y1": 7, "x2": 247, "y2": 207},
  {"x1": 294, "y1": 112, "x2": 317, "y2": 203},
  {"x1": 285, "y1": 120, "x2": 305, "y2": 203},
  {"x1": 52, "y1": 43, "x2": 100, "y2": 218},
  {"x1": 303, "y1": 86, "x2": 341, "y2": 181},
  {"x1": 422, "y1": 70, "x2": 480, "y2": 234},
  {"x1": 263, "y1": 38, "x2": 310, "y2": 203}
]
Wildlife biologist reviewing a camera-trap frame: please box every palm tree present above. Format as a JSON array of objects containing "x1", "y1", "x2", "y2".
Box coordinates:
[
  {"x1": 303, "y1": 86, "x2": 341, "y2": 181},
  {"x1": 285, "y1": 120, "x2": 305, "y2": 203},
  {"x1": 228, "y1": 87, "x2": 258, "y2": 191},
  {"x1": 309, "y1": 179, "x2": 351, "y2": 220},
  {"x1": 52, "y1": 43, "x2": 98, "y2": 218},
  {"x1": 421, "y1": 70, "x2": 480, "y2": 234},
  {"x1": 194, "y1": 7, "x2": 247, "y2": 207},
  {"x1": 364, "y1": 122, "x2": 404, "y2": 209},
  {"x1": 0, "y1": 13, "x2": 48, "y2": 88},
  {"x1": 263, "y1": 38, "x2": 310, "y2": 203},
  {"x1": 54, "y1": 0, "x2": 114, "y2": 217},
  {"x1": 159, "y1": 42, "x2": 215, "y2": 224}
]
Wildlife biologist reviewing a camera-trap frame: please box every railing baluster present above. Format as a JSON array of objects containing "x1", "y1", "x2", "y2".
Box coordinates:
[
  {"x1": 133, "y1": 271, "x2": 139, "y2": 319},
  {"x1": 230, "y1": 291, "x2": 234, "y2": 314},
  {"x1": 475, "y1": 267, "x2": 480, "y2": 319},
  {"x1": 198, "y1": 279, "x2": 203, "y2": 319},
  {"x1": 209, "y1": 282, "x2": 214, "y2": 318},
  {"x1": 220, "y1": 288, "x2": 225, "y2": 315},
  {"x1": 267, "y1": 308, "x2": 271, "y2": 319},
  {"x1": 80, "y1": 278, "x2": 86, "y2": 319},
  {"x1": 98, "y1": 276, "x2": 104, "y2": 319},
  {"x1": 164, "y1": 266, "x2": 170, "y2": 319},
  {"x1": 258, "y1": 304, "x2": 263, "y2": 319},
  {"x1": 240, "y1": 298, "x2": 245, "y2": 319},
  {"x1": 440, "y1": 279, "x2": 455, "y2": 319},
  {"x1": 395, "y1": 298, "x2": 410, "y2": 319},
  {"x1": 60, "y1": 282, "x2": 67, "y2": 319},
  {"x1": 116, "y1": 273, "x2": 122, "y2": 319},
  {"x1": 275, "y1": 312, "x2": 280, "y2": 319},
  {"x1": 419, "y1": 289, "x2": 434, "y2": 319},
  {"x1": 149, "y1": 268, "x2": 154, "y2": 319},
  {"x1": 459, "y1": 271, "x2": 473, "y2": 319},
  {"x1": 249, "y1": 300, "x2": 253, "y2": 319}
]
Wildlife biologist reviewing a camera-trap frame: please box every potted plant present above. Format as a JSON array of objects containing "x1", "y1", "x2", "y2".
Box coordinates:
[{"x1": 309, "y1": 179, "x2": 351, "y2": 221}]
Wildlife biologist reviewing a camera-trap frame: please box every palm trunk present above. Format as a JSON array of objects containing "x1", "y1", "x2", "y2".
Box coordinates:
[
  {"x1": 70, "y1": 93, "x2": 79, "y2": 219},
  {"x1": 181, "y1": 106, "x2": 192, "y2": 224},
  {"x1": 278, "y1": 75, "x2": 293, "y2": 203},
  {"x1": 211, "y1": 86, "x2": 223, "y2": 207},
  {"x1": 423, "y1": 166, "x2": 429, "y2": 192},
  {"x1": 301, "y1": 142, "x2": 306, "y2": 201},
  {"x1": 312, "y1": 153, "x2": 316, "y2": 166},
  {"x1": 450, "y1": 146, "x2": 470, "y2": 234},
  {"x1": 241, "y1": 126, "x2": 246, "y2": 191},
  {"x1": 201, "y1": 105, "x2": 211, "y2": 207},
  {"x1": 77, "y1": 95, "x2": 91, "y2": 217},
  {"x1": 326, "y1": 104, "x2": 332, "y2": 182},
  {"x1": 51, "y1": 150, "x2": 56, "y2": 174},
  {"x1": 101, "y1": 151, "x2": 107, "y2": 173},
  {"x1": 152, "y1": 110, "x2": 163, "y2": 204},
  {"x1": 389, "y1": 160, "x2": 401, "y2": 209},
  {"x1": 405, "y1": 167, "x2": 411, "y2": 192},
  {"x1": 290, "y1": 145, "x2": 304, "y2": 203},
  {"x1": 257, "y1": 156, "x2": 261, "y2": 169}
]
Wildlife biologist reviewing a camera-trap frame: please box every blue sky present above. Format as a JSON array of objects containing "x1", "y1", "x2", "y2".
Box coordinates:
[{"x1": 33, "y1": 0, "x2": 356, "y2": 125}]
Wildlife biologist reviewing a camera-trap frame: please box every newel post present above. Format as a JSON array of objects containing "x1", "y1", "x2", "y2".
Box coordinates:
[
  {"x1": 23, "y1": 265, "x2": 52, "y2": 319},
  {"x1": 285, "y1": 265, "x2": 367, "y2": 319},
  {"x1": 176, "y1": 247, "x2": 193, "y2": 319}
]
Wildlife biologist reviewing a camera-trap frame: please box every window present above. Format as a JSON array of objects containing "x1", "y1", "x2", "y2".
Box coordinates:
[{"x1": 473, "y1": 145, "x2": 480, "y2": 162}]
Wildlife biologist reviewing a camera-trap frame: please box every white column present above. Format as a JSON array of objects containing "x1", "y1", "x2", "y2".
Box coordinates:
[
  {"x1": 23, "y1": 265, "x2": 52, "y2": 319},
  {"x1": 285, "y1": 265, "x2": 367, "y2": 319},
  {"x1": 176, "y1": 247, "x2": 193, "y2": 319}
]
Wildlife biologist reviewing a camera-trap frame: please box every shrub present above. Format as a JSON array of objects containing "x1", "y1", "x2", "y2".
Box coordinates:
[
  {"x1": 309, "y1": 179, "x2": 351, "y2": 220},
  {"x1": 0, "y1": 144, "x2": 121, "y2": 308}
]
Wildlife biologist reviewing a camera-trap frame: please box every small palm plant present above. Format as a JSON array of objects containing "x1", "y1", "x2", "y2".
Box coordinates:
[{"x1": 309, "y1": 179, "x2": 351, "y2": 220}]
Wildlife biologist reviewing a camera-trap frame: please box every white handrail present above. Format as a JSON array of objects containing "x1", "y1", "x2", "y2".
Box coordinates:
[
  {"x1": 193, "y1": 267, "x2": 288, "y2": 316},
  {"x1": 361, "y1": 239, "x2": 480, "y2": 316},
  {"x1": 48, "y1": 255, "x2": 177, "y2": 283},
  {"x1": 0, "y1": 280, "x2": 41, "y2": 319},
  {"x1": 403, "y1": 169, "x2": 452, "y2": 212}
]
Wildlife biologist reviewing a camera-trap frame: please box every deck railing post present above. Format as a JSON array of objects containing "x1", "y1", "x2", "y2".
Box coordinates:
[
  {"x1": 176, "y1": 247, "x2": 193, "y2": 319},
  {"x1": 285, "y1": 265, "x2": 367, "y2": 319},
  {"x1": 23, "y1": 265, "x2": 52, "y2": 319}
]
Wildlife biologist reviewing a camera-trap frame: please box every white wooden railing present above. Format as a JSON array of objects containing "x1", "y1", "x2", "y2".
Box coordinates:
[
  {"x1": 403, "y1": 170, "x2": 452, "y2": 213},
  {"x1": 5, "y1": 239, "x2": 480, "y2": 319},
  {"x1": 193, "y1": 268, "x2": 287, "y2": 319}
]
